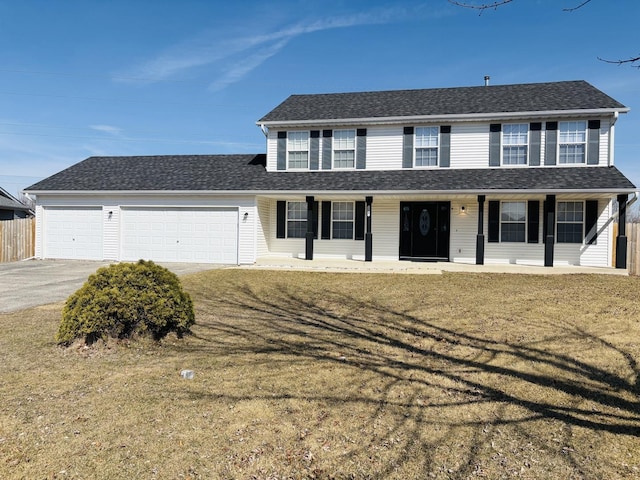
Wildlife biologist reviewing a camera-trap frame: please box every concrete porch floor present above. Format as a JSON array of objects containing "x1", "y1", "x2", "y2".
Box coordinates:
[{"x1": 239, "y1": 257, "x2": 628, "y2": 276}]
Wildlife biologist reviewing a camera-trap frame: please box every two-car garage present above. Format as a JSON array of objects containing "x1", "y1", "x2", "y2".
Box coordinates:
[{"x1": 41, "y1": 205, "x2": 242, "y2": 264}]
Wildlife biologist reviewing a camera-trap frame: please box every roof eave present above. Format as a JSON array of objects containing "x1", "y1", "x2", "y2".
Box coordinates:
[
  {"x1": 258, "y1": 107, "x2": 630, "y2": 128},
  {"x1": 25, "y1": 187, "x2": 638, "y2": 197}
]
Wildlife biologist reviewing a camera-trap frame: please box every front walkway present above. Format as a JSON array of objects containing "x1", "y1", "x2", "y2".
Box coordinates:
[{"x1": 239, "y1": 257, "x2": 628, "y2": 276}]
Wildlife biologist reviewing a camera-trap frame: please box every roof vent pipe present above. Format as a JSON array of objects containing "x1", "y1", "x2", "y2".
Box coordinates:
[{"x1": 484, "y1": 75, "x2": 490, "y2": 86}]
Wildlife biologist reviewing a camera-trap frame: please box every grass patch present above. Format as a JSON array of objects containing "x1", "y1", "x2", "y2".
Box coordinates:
[{"x1": 1, "y1": 270, "x2": 639, "y2": 479}]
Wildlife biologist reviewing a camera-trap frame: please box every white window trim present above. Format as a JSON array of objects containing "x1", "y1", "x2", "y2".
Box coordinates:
[
  {"x1": 556, "y1": 200, "x2": 584, "y2": 244},
  {"x1": 500, "y1": 201, "x2": 527, "y2": 243},
  {"x1": 332, "y1": 129, "x2": 356, "y2": 170},
  {"x1": 287, "y1": 131, "x2": 310, "y2": 170},
  {"x1": 414, "y1": 126, "x2": 439, "y2": 168},
  {"x1": 558, "y1": 121, "x2": 587, "y2": 165},
  {"x1": 501, "y1": 123, "x2": 529, "y2": 167},
  {"x1": 331, "y1": 201, "x2": 355, "y2": 240}
]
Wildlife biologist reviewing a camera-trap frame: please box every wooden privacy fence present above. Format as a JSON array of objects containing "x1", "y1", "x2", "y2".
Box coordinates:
[
  {"x1": 626, "y1": 223, "x2": 640, "y2": 276},
  {"x1": 0, "y1": 218, "x2": 35, "y2": 263}
]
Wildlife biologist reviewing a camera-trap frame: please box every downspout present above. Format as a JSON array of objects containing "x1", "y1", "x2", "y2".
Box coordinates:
[
  {"x1": 609, "y1": 111, "x2": 618, "y2": 167},
  {"x1": 260, "y1": 123, "x2": 269, "y2": 137}
]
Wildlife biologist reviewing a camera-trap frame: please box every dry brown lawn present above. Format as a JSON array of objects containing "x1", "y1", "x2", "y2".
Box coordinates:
[{"x1": 1, "y1": 269, "x2": 639, "y2": 479}]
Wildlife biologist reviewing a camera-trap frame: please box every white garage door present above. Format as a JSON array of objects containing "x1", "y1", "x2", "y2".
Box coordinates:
[
  {"x1": 121, "y1": 207, "x2": 238, "y2": 264},
  {"x1": 44, "y1": 207, "x2": 104, "y2": 260}
]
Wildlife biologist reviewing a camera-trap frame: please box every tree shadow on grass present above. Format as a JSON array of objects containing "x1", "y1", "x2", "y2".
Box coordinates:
[{"x1": 184, "y1": 273, "x2": 640, "y2": 477}]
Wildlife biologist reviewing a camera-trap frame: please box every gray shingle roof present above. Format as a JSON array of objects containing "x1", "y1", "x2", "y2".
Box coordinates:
[
  {"x1": 0, "y1": 188, "x2": 30, "y2": 211},
  {"x1": 258, "y1": 81, "x2": 627, "y2": 123},
  {"x1": 25, "y1": 154, "x2": 636, "y2": 193}
]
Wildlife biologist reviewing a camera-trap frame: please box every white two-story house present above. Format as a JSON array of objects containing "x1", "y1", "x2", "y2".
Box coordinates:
[{"x1": 26, "y1": 80, "x2": 636, "y2": 268}]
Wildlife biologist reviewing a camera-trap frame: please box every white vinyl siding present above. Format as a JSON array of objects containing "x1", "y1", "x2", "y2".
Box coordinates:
[
  {"x1": 365, "y1": 126, "x2": 404, "y2": 170},
  {"x1": 103, "y1": 206, "x2": 119, "y2": 260},
  {"x1": 599, "y1": 118, "x2": 610, "y2": 166},
  {"x1": 450, "y1": 123, "x2": 490, "y2": 169},
  {"x1": 256, "y1": 198, "x2": 270, "y2": 257},
  {"x1": 265, "y1": 118, "x2": 613, "y2": 171},
  {"x1": 449, "y1": 199, "x2": 479, "y2": 264}
]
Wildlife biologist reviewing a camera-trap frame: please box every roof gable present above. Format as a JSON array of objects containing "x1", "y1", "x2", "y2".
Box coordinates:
[{"x1": 258, "y1": 81, "x2": 628, "y2": 124}]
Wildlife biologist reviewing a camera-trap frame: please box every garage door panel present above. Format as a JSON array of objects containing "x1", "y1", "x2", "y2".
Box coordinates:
[{"x1": 121, "y1": 207, "x2": 238, "y2": 264}]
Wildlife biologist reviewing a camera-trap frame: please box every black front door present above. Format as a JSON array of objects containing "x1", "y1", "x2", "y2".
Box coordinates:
[{"x1": 399, "y1": 202, "x2": 450, "y2": 261}]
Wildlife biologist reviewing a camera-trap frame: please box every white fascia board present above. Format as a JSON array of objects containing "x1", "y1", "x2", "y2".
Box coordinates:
[
  {"x1": 258, "y1": 107, "x2": 630, "y2": 128},
  {"x1": 258, "y1": 189, "x2": 638, "y2": 196},
  {"x1": 27, "y1": 187, "x2": 638, "y2": 197}
]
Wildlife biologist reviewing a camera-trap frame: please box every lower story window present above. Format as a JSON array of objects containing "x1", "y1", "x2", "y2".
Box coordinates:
[
  {"x1": 557, "y1": 201, "x2": 583, "y2": 243},
  {"x1": 332, "y1": 202, "x2": 354, "y2": 239},
  {"x1": 501, "y1": 201, "x2": 526, "y2": 242},
  {"x1": 287, "y1": 201, "x2": 307, "y2": 238}
]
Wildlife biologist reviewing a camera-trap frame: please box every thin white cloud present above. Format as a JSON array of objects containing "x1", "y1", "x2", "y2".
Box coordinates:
[
  {"x1": 89, "y1": 124, "x2": 123, "y2": 136},
  {"x1": 208, "y1": 38, "x2": 290, "y2": 92},
  {"x1": 114, "y1": 6, "x2": 411, "y2": 90}
]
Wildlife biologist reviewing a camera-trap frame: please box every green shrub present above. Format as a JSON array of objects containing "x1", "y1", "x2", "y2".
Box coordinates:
[{"x1": 56, "y1": 260, "x2": 195, "y2": 346}]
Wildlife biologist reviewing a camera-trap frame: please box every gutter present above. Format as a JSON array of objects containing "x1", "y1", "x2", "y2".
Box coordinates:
[
  {"x1": 608, "y1": 111, "x2": 618, "y2": 167},
  {"x1": 258, "y1": 108, "x2": 630, "y2": 129},
  {"x1": 24, "y1": 188, "x2": 639, "y2": 197}
]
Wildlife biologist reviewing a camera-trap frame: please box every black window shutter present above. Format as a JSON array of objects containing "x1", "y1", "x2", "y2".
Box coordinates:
[
  {"x1": 321, "y1": 201, "x2": 331, "y2": 240},
  {"x1": 309, "y1": 130, "x2": 320, "y2": 170},
  {"x1": 277, "y1": 132, "x2": 287, "y2": 170},
  {"x1": 322, "y1": 130, "x2": 332, "y2": 170},
  {"x1": 489, "y1": 124, "x2": 501, "y2": 167},
  {"x1": 488, "y1": 200, "x2": 500, "y2": 242},
  {"x1": 402, "y1": 127, "x2": 414, "y2": 168},
  {"x1": 276, "y1": 201, "x2": 286, "y2": 238},
  {"x1": 356, "y1": 129, "x2": 367, "y2": 170},
  {"x1": 545, "y1": 122, "x2": 557, "y2": 166},
  {"x1": 355, "y1": 201, "x2": 366, "y2": 240},
  {"x1": 312, "y1": 201, "x2": 319, "y2": 239},
  {"x1": 527, "y1": 200, "x2": 540, "y2": 243},
  {"x1": 585, "y1": 200, "x2": 598, "y2": 244},
  {"x1": 587, "y1": 120, "x2": 600, "y2": 165},
  {"x1": 440, "y1": 125, "x2": 451, "y2": 168}
]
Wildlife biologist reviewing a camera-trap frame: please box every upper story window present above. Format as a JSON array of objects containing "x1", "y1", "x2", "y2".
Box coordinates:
[
  {"x1": 333, "y1": 130, "x2": 356, "y2": 169},
  {"x1": 415, "y1": 127, "x2": 439, "y2": 167},
  {"x1": 559, "y1": 121, "x2": 586, "y2": 164},
  {"x1": 287, "y1": 131, "x2": 309, "y2": 169},
  {"x1": 500, "y1": 201, "x2": 526, "y2": 242},
  {"x1": 502, "y1": 124, "x2": 528, "y2": 165},
  {"x1": 557, "y1": 201, "x2": 583, "y2": 243}
]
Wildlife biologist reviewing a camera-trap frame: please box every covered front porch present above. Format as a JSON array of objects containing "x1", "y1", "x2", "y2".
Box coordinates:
[{"x1": 256, "y1": 192, "x2": 631, "y2": 269}]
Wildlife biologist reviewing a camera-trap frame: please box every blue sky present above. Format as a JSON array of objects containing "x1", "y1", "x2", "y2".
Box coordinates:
[{"x1": 1, "y1": 0, "x2": 639, "y2": 196}]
